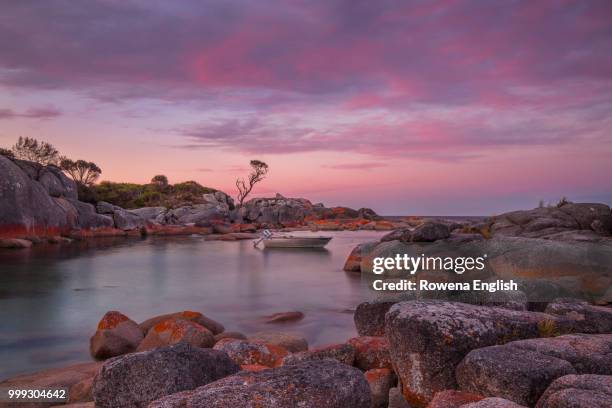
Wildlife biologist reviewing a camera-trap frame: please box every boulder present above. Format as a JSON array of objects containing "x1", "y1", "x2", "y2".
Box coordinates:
[
  {"x1": 67, "y1": 199, "x2": 114, "y2": 229},
  {"x1": 384, "y1": 300, "x2": 564, "y2": 406},
  {"x1": 456, "y1": 345, "x2": 576, "y2": 406},
  {"x1": 381, "y1": 227, "x2": 412, "y2": 242},
  {"x1": 282, "y1": 343, "x2": 355, "y2": 366},
  {"x1": 128, "y1": 206, "x2": 167, "y2": 221},
  {"x1": 503, "y1": 333, "x2": 612, "y2": 375},
  {"x1": 153, "y1": 359, "x2": 371, "y2": 408},
  {"x1": 347, "y1": 336, "x2": 392, "y2": 370},
  {"x1": 90, "y1": 311, "x2": 143, "y2": 359},
  {"x1": 38, "y1": 165, "x2": 78, "y2": 199},
  {"x1": 92, "y1": 343, "x2": 239, "y2": 408},
  {"x1": 95, "y1": 201, "x2": 115, "y2": 214},
  {"x1": 137, "y1": 318, "x2": 215, "y2": 351},
  {"x1": 409, "y1": 222, "x2": 451, "y2": 242},
  {"x1": 544, "y1": 298, "x2": 612, "y2": 334},
  {"x1": 427, "y1": 390, "x2": 483, "y2": 408},
  {"x1": 343, "y1": 241, "x2": 378, "y2": 272},
  {"x1": 248, "y1": 331, "x2": 308, "y2": 352},
  {"x1": 354, "y1": 299, "x2": 397, "y2": 336},
  {"x1": 461, "y1": 398, "x2": 527, "y2": 408},
  {"x1": 0, "y1": 155, "x2": 72, "y2": 238},
  {"x1": 112, "y1": 207, "x2": 145, "y2": 230},
  {"x1": 535, "y1": 374, "x2": 612, "y2": 408},
  {"x1": 139, "y1": 310, "x2": 224, "y2": 335},
  {"x1": 213, "y1": 338, "x2": 288, "y2": 367},
  {"x1": 365, "y1": 368, "x2": 396, "y2": 408}
]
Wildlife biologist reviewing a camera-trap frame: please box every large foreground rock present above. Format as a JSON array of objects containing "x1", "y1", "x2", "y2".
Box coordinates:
[
  {"x1": 535, "y1": 374, "x2": 612, "y2": 408},
  {"x1": 282, "y1": 343, "x2": 355, "y2": 366},
  {"x1": 247, "y1": 331, "x2": 308, "y2": 352},
  {"x1": 462, "y1": 398, "x2": 527, "y2": 408},
  {"x1": 456, "y1": 345, "x2": 576, "y2": 406},
  {"x1": 151, "y1": 359, "x2": 371, "y2": 407},
  {"x1": 354, "y1": 299, "x2": 398, "y2": 336},
  {"x1": 92, "y1": 343, "x2": 238, "y2": 408},
  {"x1": 544, "y1": 298, "x2": 612, "y2": 333},
  {"x1": 139, "y1": 310, "x2": 224, "y2": 335},
  {"x1": 456, "y1": 334, "x2": 612, "y2": 406},
  {"x1": 384, "y1": 300, "x2": 565, "y2": 406},
  {"x1": 137, "y1": 318, "x2": 214, "y2": 351}
]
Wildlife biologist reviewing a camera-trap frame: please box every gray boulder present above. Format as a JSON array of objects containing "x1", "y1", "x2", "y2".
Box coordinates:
[
  {"x1": 67, "y1": 199, "x2": 114, "y2": 229},
  {"x1": 92, "y1": 343, "x2": 239, "y2": 408},
  {"x1": 38, "y1": 165, "x2": 78, "y2": 199},
  {"x1": 384, "y1": 300, "x2": 564, "y2": 405},
  {"x1": 128, "y1": 206, "x2": 167, "y2": 222},
  {"x1": 410, "y1": 222, "x2": 450, "y2": 242},
  {"x1": 151, "y1": 359, "x2": 371, "y2": 408},
  {"x1": 456, "y1": 345, "x2": 576, "y2": 406},
  {"x1": 354, "y1": 299, "x2": 398, "y2": 336},
  {"x1": 247, "y1": 331, "x2": 308, "y2": 352},
  {"x1": 535, "y1": 374, "x2": 612, "y2": 408},
  {"x1": 112, "y1": 207, "x2": 145, "y2": 230},
  {"x1": 0, "y1": 155, "x2": 72, "y2": 237}
]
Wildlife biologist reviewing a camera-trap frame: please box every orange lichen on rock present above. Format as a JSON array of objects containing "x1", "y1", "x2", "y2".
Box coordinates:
[
  {"x1": 97, "y1": 311, "x2": 130, "y2": 330},
  {"x1": 240, "y1": 364, "x2": 269, "y2": 372}
]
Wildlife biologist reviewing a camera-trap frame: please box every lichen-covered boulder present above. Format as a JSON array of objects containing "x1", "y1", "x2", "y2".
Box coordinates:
[
  {"x1": 90, "y1": 311, "x2": 143, "y2": 359},
  {"x1": 504, "y1": 333, "x2": 612, "y2": 374},
  {"x1": 213, "y1": 331, "x2": 247, "y2": 343},
  {"x1": 137, "y1": 318, "x2": 214, "y2": 351},
  {"x1": 343, "y1": 241, "x2": 378, "y2": 272},
  {"x1": 150, "y1": 359, "x2": 371, "y2": 408},
  {"x1": 456, "y1": 345, "x2": 576, "y2": 406},
  {"x1": 535, "y1": 374, "x2": 612, "y2": 408},
  {"x1": 282, "y1": 343, "x2": 355, "y2": 366},
  {"x1": 139, "y1": 310, "x2": 224, "y2": 335},
  {"x1": 365, "y1": 368, "x2": 396, "y2": 408},
  {"x1": 410, "y1": 222, "x2": 450, "y2": 242},
  {"x1": 384, "y1": 300, "x2": 562, "y2": 406},
  {"x1": 92, "y1": 343, "x2": 239, "y2": 408},
  {"x1": 213, "y1": 338, "x2": 288, "y2": 367},
  {"x1": 544, "y1": 298, "x2": 612, "y2": 334},
  {"x1": 347, "y1": 336, "x2": 392, "y2": 370},
  {"x1": 461, "y1": 398, "x2": 527, "y2": 408},
  {"x1": 248, "y1": 331, "x2": 308, "y2": 352},
  {"x1": 38, "y1": 165, "x2": 78, "y2": 199}
]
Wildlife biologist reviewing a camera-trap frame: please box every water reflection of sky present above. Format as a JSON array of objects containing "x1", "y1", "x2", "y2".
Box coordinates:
[{"x1": 0, "y1": 231, "x2": 384, "y2": 379}]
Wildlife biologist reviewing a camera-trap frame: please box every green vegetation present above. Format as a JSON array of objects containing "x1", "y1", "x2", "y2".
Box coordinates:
[{"x1": 92, "y1": 179, "x2": 217, "y2": 209}]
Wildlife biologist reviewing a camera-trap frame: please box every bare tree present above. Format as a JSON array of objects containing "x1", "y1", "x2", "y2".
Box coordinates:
[
  {"x1": 236, "y1": 160, "x2": 269, "y2": 206},
  {"x1": 60, "y1": 158, "x2": 102, "y2": 186},
  {"x1": 12, "y1": 136, "x2": 60, "y2": 165}
]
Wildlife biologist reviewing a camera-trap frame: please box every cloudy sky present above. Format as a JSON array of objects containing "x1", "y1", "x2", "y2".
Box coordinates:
[{"x1": 1, "y1": 0, "x2": 611, "y2": 215}]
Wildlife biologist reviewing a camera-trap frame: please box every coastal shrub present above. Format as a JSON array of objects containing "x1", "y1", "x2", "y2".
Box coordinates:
[
  {"x1": 0, "y1": 147, "x2": 15, "y2": 158},
  {"x1": 92, "y1": 180, "x2": 216, "y2": 208},
  {"x1": 12, "y1": 136, "x2": 61, "y2": 165},
  {"x1": 537, "y1": 319, "x2": 561, "y2": 338},
  {"x1": 77, "y1": 182, "x2": 98, "y2": 204}
]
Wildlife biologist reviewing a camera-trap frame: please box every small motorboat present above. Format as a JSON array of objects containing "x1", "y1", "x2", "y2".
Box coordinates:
[{"x1": 254, "y1": 230, "x2": 332, "y2": 248}]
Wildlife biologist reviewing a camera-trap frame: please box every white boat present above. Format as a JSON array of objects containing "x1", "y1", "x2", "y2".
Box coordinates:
[
  {"x1": 262, "y1": 236, "x2": 332, "y2": 248},
  {"x1": 254, "y1": 230, "x2": 332, "y2": 248}
]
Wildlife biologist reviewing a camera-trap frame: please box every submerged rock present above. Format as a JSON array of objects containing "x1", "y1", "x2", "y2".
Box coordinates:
[
  {"x1": 90, "y1": 311, "x2": 143, "y2": 359},
  {"x1": 151, "y1": 359, "x2": 371, "y2": 408},
  {"x1": 264, "y1": 311, "x2": 305, "y2": 323},
  {"x1": 92, "y1": 343, "x2": 238, "y2": 408}
]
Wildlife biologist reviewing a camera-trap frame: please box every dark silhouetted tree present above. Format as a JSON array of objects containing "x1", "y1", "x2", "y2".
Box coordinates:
[
  {"x1": 12, "y1": 137, "x2": 60, "y2": 165},
  {"x1": 60, "y1": 158, "x2": 102, "y2": 186},
  {"x1": 151, "y1": 174, "x2": 169, "y2": 188},
  {"x1": 0, "y1": 147, "x2": 14, "y2": 159},
  {"x1": 236, "y1": 160, "x2": 269, "y2": 206}
]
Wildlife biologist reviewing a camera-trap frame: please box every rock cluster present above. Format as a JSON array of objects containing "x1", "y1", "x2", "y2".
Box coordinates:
[{"x1": 1, "y1": 156, "x2": 396, "y2": 246}]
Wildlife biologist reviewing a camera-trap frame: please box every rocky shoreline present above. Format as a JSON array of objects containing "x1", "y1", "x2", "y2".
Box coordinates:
[
  {"x1": 0, "y1": 155, "x2": 404, "y2": 249},
  {"x1": 1, "y1": 297, "x2": 610, "y2": 407}
]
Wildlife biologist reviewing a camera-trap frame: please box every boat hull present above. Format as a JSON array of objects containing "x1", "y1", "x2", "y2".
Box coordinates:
[{"x1": 262, "y1": 237, "x2": 332, "y2": 248}]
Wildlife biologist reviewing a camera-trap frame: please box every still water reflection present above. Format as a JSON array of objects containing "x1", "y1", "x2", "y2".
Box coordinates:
[{"x1": 0, "y1": 231, "x2": 384, "y2": 379}]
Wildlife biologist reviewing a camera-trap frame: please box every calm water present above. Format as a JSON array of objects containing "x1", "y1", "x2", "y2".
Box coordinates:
[{"x1": 0, "y1": 231, "x2": 384, "y2": 379}]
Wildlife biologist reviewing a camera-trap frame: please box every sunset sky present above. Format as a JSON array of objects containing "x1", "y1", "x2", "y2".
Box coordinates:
[{"x1": 1, "y1": 0, "x2": 611, "y2": 215}]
